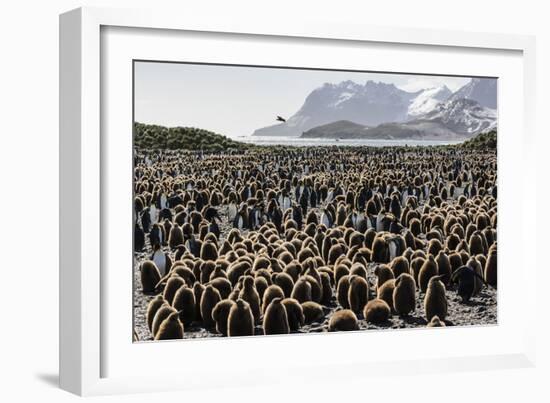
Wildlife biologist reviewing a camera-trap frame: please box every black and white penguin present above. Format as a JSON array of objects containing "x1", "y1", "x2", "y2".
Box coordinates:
[
  {"x1": 149, "y1": 223, "x2": 164, "y2": 247},
  {"x1": 320, "y1": 207, "x2": 333, "y2": 228},
  {"x1": 141, "y1": 207, "x2": 151, "y2": 233},
  {"x1": 227, "y1": 201, "x2": 238, "y2": 224},
  {"x1": 279, "y1": 191, "x2": 292, "y2": 211},
  {"x1": 134, "y1": 222, "x2": 145, "y2": 252},
  {"x1": 150, "y1": 243, "x2": 169, "y2": 276},
  {"x1": 451, "y1": 265, "x2": 486, "y2": 303},
  {"x1": 208, "y1": 218, "x2": 220, "y2": 239},
  {"x1": 292, "y1": 204, "x2": 303, "y2": 229},
  {"x1": 233, "y1": 203, "x2": 249, "y2": 230},
  {"x1": 185, "y1": 233, "x2": 202, "y2": 258}
]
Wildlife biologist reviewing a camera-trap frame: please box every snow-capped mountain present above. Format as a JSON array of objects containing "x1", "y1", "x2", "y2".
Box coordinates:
[
  {"x1": 407, "y1": 85, "x2": 452, "y2": 118},
  {"x1": 447, "y1": 78, "x2": 497, "y2": 109},
  {"x1": 253, "y1": 80, "x2": 420, "y2": 137},
  {"x1": 421, "y1": 98, "x2": 497, "y2": 135},
  {"x1": 253, "y1": 78, "x2": 497, "y2": 139},
  {"x1": 356, "y1": 98, "x2": 497, "y2": 140}
]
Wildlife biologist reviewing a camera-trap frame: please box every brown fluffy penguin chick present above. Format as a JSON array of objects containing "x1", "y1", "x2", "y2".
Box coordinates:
[
  {"x1": 328, "y1": 242, "x2": 346, "y2": 265},
  {"x1": 468, "y1": 232, "x2": 485, "y2": 256},
  {"x1": 390, "y1": 256, "x2": 409, "y2": 278},
  {"x1": 209, "y1": 277, "x2": 232, "y2": 300},
  {"x1": 155, "y1": 311, "x2": 184, "y2": 340},
  {"x1": 427, "y1": 238, "x2": 443, "y2": 256},
  {"x1": 151, "y1": 305, "x2": 177, "y2": 339},
  {"x1": 484, "y1": 244, "x2": 497, "y2": 287},
  {"x1": 424, "y1": 275, "x2": 448, "y2": 322},
  {"x1": 254, "y1": 276, "x2": 269, "y2": 301},
  {"x1": 349, "y1": 263, "x2": 368, "y2": 279},
  {"x1": 193, "y1": 282, "x2": 205, "y2": 321},
  {"x1": 427, "y1": 315, "x2": 446, "y2": 327},
  {"x1": 374, "y1": 265, "x2": 394, "y2": 289},
  {"x1": 290, "y1": 276, "x2": 312, "y2": 303},
  {"x1": 305, "y1": 275, "x2": 323, "y2": 303},
  {"x1": 200, "y1": 240, "x2": 218, "y2": 261},
  {"x1": 263, "y1": 298, "x2": 290, "y2": 335},
  {"x1": 336, "y1": 275, "x2": 351, "y2": 309},
  {"x1": 418, "y1": 255, "x2": 438, "y2": 293},
  {"x1": 140, "y1": 260, "x2": 161, "y2": 294},
  {"x1": 281, "y1": 298, "x2": 305, "y2": 331},
  {"x1": 199, "y1": 261, "x2": 216, "y2": 284},
  {"x1": 163, "y1": 276, "x2": 185, "y2": 305},
  {"x1": 200, "y1": 285, "x2": 222, "y2": 329},
  {"x1": 334, "y1": 264, "x2": 350, "y2": 288},
  {"x1": 370, "y1": 236, "x2": 389, "y2": 263},
  {"x1": 320, "y1": 271, "x2": 333, "y2": 305},
  {"x1": 363, "y1": 299, "x2": 391, "y2": 324},
  {"x1": 377, "y1": 279, "x2": 396, "y2": 312},
  {"x1": 172, "y1": 286, "x2": 196, "y2": 325},
  {"x1": 328, "y1": 309, "x2": 359, "y2": 332},
  {"x1": 347, "y1": 275, "x2": 369, "y2": 315},
  {"x1": 146, "y1": 295, "x2": 168, "y2": 332},
  {"x1": 448, "y1": 252, "x2": 463, "y2": 273},
  {"x1": 410, "y1": 256, "x2": 425, "y2": 285},
  {"x1": 262, "y1": 284, "x2": 285, "y2": 313},
  {"x1": 168, "y1": 225, "x2": 184, "y2": 249},
  {"x1": 238, "y1": 276, "x2": 261, "y2": 324},
  {"x1": 227, "y1": 299, "x2": 255, "y2": 337},
  {"x1": 393, "y1": 273, "x2": 416, "y2": 316},
  {"x1": 272, "y1": 272, "x2": 295, "y2": 298},
  {"x1": 435, "y1": 251, "x2": 452, "y2": 286},
  {"x1": 211, "y1": 299, "x2": 235, "y2": 336},
  {"x1": 301, "y1": 301, "x2": 324, "y2": 324}
]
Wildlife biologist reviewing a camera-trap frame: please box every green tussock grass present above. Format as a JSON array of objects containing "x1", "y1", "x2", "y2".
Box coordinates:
[{"x1": 134, "y1": 123, "x2": 254, "y2": 152}]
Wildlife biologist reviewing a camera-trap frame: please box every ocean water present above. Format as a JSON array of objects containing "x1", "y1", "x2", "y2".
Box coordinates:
[{"x1": 230, "y1": 135, "x2": 463, "y2": 147}]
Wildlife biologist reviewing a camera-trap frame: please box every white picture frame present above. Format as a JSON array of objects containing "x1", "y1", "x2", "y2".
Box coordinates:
[{"x1": 59, "y1": 6, "x2": 537, "y2": 396}]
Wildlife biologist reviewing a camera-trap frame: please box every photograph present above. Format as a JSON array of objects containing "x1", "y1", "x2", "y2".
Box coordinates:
[{"x1": 132, "y1": 61, "x2": 498, "y2": 342}]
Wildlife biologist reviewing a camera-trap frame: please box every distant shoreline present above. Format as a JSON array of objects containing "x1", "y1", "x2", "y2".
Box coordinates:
[{"x1": 134, "y1": 122, "x2": 495, "y2": 151}]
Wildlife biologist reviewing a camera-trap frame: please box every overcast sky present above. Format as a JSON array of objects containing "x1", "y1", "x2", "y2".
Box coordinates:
[{"x1": 134, "y1": 61, "x2": 471, "y2": 138}]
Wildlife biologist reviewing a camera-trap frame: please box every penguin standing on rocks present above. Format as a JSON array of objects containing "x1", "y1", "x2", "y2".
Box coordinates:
[
  {"x1": 424, "y1": 275, "x2": 448, "y2": 321},
  {"x1": 140, "y1": 260, "x2": 161, "y2": 294},
  {"x1": 263, "y1": 297, "x2": 290, "y2": 335},
  {"x1": 155, "y1": 311, "x2": 184, "y2": 340},
  {"x1": 451, "y1": 265, "x2": 486, "y2": 303},
  {"x1": 328, "y1": 309, "x2": 358, "y2": 331},
  {"x1": 212, "y1": 299, "x2": 235, "y2": 336},
  {"x1": 228, "y1": 299, "x2": 255, "y2": 337},
  {"x1": 393, "y1": 273, "x2": 416, "y2": 316}
]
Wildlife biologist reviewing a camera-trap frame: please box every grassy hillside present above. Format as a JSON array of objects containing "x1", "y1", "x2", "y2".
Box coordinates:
[
  {"x1": 301, "y1": 120, "x2": 370, "y2": 139},
  {"x1": 134, "y1": 123, "x2": 253, "y2": 152},
  {"x1": 460, "y1": 130, "x2": 497, "y2": 150}
]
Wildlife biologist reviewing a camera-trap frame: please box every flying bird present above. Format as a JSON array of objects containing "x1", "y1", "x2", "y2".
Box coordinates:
[{"x1": 276, "y1": 116, "x2": 286, "y2": 122}]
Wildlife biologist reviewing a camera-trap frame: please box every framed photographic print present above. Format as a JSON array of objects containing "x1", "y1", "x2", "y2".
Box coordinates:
[{"x1": 60, "y1": 7, "x2": 537, "y2": 396}]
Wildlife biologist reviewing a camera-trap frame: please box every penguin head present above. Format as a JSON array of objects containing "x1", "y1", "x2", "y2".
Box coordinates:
[{"x1": 236, "y1": 298, "x2": 248, "y2": 310}]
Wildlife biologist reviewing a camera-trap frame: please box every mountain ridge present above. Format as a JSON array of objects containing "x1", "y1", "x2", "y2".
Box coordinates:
[
  {"x1": 253, "y1": 77, "x2": 497, "y2": 139},
  {"x1": 299, "y1": 97, "x2": 497, "y2": 141}
]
